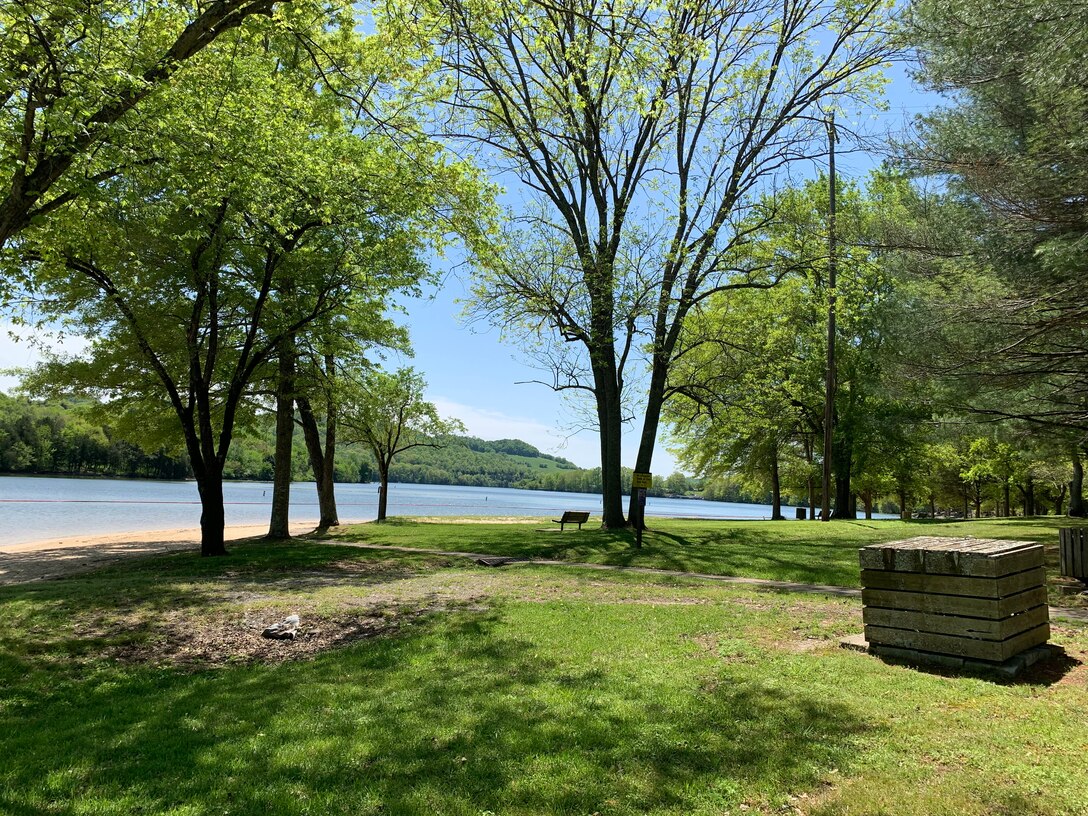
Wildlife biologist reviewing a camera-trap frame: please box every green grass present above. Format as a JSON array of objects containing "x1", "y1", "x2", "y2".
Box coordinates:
[
  {"x1": 330, "y1": 516, "x2": 1088, "y2": 592},
  {"x1": 2, "y1": 532, "x2": 1087, "y2": 815}
]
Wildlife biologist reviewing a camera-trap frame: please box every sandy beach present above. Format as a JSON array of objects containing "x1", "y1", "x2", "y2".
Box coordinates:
[{"x1": 0, "y1": 521, "x2": 322, "y2": 586}]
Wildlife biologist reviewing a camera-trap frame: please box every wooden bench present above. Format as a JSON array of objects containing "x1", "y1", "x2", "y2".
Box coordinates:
[{"x1": 552, "y1": 510, "x2": 590, "y2": 530}]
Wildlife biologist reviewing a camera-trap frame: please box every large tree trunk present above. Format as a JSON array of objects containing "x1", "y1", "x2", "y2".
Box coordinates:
[
  {"x1": 319, "y1": 357, "x2": 339, "y2": 526},
  {"x1": 267, "y1": 343, "x2": 296, "y2": 539},
  {"x1": 962, "y1": 485, "x2": 969, "y2": 519},
  {"x1": 376, "y1": 466, "x2": 390, "y2": 521},
  {"x1": 770, "y1": 441, "x2": 784, "y2": 520},
  {"x1": 1002, "y1": 479, "x2": 1011, "y2": 517},
  {"x1": 804, "y1": 435, "x2": 816, "y2": 520},
  {"x1": 832, "y1": 474, "x2": 856, "y2": 519},
  {"x1": 1070, "y1": 451, "x2": 1086, "y2": 517},
  {"x1": 627, "y1": 364, "x2": 669, "y2": 528},
  {"x1": 861, "y1": 490, "x2": 873, "y2": 520},
  {"x1": 829, "y1": 439, "x2": 855, "y2": 519},
  {"x1": 180, "y1": 403, "x2": 229, "y2": 557},
  {"x1": 1055, "y1": 483, "x2": 1067, "y2": 516},
  {"x1": 195, "y1": 465, "x2": 228, "y2": 557},
  {"x1": 1023, "y1": 477, "x2": 1035, "y2": 517},
  {"x1": 593, "y1": 363, "x2": 626, "y2": 529},
  {"x1": 297, "y1": 394, "x2": 339, "y2": 530},
  {"x1": 899, "y1": 489, "x2": 911, "y2": 520}
]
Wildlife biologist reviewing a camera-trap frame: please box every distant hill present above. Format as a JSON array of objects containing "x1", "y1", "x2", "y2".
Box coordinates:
[
  {"x1": 0, "y1": 393, "x2": 589, "y2": 490},
  {"x1": 386, "y1": 437, "x2": 714, "y2": 498},
  {"x1": 388, "y1": 435, "x2": 581, "y2": 488},
  {"x1": 0, "y1": 393, "x2": 720, "y2": 498}
]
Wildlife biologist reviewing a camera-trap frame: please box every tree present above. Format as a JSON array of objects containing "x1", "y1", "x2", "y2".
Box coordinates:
[
  {"x1": 9, "y1": 16, "x2": 484, "y2": 555},
  {"x1": 274, "y1": 308, "x2": 410, "y2": 533},
  {"x1": 267, "y1": 334, "x2": 299, "y2": 539},
  {"x1": 1070, "y1": 448, "x2": 1087, "y2": 517},
  {"x1": 439, "y1": 0, "x2": 896, "y2": 528},
  {"x1": 915, "y1": 440, "x2": 966, "y2": 518},
  {"x1": 667, "y1": 172, "x2": 934, "y2": 520},
  {"x1": 0, "y1": 0, "x2": 309, "y2": 250},
  {"x1": 664, "y1": 276, "x2": 812, "y2": 522},
  {"x1": 907, "y1": 0, "x2": 1088, "y2": 436},
  {"x1": 338, "y1": 367, "x2": 463, "y2": 521}
]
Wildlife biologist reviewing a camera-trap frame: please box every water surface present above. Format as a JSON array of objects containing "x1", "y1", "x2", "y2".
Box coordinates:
[{"x1": 0, "y1": 475, "x2": 818, "y2": 547}]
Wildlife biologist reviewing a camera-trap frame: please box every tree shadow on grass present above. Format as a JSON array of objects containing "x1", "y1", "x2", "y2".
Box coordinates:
[
  {"x1": 592, "y1": 528, "x2": 863, "y2": 587},
  {"x1": 0, "y1": 539, "x2": 195, "y2": 586},
  {"x1": 0, "y1": 610, "x2": 874, "y2": 816},
  {"x1": 0, "y1": 544, "x2": 459, "y2": 684},
  {"x1": 0, "y1": 534, "x2": 360, "y2": 587},
  {"x1": 0, "y1": 538, "x2": 441, "y2": 603}
]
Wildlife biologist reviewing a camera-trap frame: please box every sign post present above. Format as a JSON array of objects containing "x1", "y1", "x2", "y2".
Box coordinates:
[{"x1": 631, "y1": 472, "x2": 652, "y2": 546}]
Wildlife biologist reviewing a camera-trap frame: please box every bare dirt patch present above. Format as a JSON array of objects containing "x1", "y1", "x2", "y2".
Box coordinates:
[
  {"x1": 780, "y1": 637, "x2": 830, "y2": 654},
  {"x1": 1022, "y1": 627, "x2": 1088, "y2": 688},
  {"x1": 691, "y1": 632, "x2": 722, "y2": 653},
  {"x1": 102, "y1": 597, "x2": 492, "y2": 669}
]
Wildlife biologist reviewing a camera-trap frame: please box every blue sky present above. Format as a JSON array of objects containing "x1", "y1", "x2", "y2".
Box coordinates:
[{"x1": 0, "y1": 58, "x2": 942, "y2": 475}]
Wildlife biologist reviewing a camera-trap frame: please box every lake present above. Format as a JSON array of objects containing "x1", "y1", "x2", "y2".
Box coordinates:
[{"x1": 0, "y1": 474, "x2": 820, "y2": 547}]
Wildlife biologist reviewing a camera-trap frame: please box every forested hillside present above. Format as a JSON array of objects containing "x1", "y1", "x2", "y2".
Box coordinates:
[
  {"x1": 387, "y1": 436, "x2": 579, "y2": 487},
  {"x1": 0, "y1": 393, "x2": 189, "y2": 479},
  {"x1": 0, "y1": 393, "x2": 736, "y2": 498},
  {"x1": 0, "y1": 394, "x2": 584, "y2": 488}
]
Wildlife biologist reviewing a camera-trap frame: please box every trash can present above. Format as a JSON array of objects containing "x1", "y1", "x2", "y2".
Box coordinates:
[{"x1": 795, "y1": 507, "x2": 807, "y2": 520}]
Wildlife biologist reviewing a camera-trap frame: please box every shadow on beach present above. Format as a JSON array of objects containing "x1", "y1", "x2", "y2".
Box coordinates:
[{"x1": 0, "y1": 537, "x2": 199, "y2": 585}]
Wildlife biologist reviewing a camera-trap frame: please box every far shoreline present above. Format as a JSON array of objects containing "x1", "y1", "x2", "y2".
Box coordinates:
[{"x1": 0, "y1": 470, "x2": 807, "y2": 510}]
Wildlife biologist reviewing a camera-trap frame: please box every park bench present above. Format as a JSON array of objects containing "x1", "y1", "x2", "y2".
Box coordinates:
[{"x1": 552, "y1": 510, "x2": 591, "y2": 531}]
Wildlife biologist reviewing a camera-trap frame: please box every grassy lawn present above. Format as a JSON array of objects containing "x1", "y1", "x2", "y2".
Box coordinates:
[
  {"x1": 329, "y1": 516, "x2": 1088, "y2": 593},
  {"x1": 2, "y1": 535, "x2": 1087, "y2": 815}
]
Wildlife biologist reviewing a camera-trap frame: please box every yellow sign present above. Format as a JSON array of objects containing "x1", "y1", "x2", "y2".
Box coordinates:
[{"x1": 631, "y1": 472, "x2": 653, "y2": 489}]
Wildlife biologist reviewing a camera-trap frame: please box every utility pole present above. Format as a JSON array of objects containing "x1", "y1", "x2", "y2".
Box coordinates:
[{"x1": 821, "y1": 112, "x2": 837, "y2": 523}]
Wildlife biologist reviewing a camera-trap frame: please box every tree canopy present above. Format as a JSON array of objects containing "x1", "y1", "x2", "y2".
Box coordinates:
[
  {"x1": 907, "y1": 0, "x2": 1088, "y2": 434},
  {"x1": 440, "y1": 0, "x2": 897, "y2": 526},
  {"x1": 339, "y1": 367, "x2": 464, "y2": 521},
  {"x1": 0, "y1": 0, "x2": 312, "y2": 249},
  {"x1": 7, "y1": 6, "x2": 491, "y2": 553}
]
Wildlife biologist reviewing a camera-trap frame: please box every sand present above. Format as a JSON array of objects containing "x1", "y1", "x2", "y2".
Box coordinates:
[{"x1": 0, "y1": 521, "x2": 322, "y2": 586}]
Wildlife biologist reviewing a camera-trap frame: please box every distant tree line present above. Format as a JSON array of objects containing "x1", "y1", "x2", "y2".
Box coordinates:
[
  {"x1": 1, "y1": 393, "x2": 746, "y2": 502},
  {"x1": 0, "y1": 394, "x2": 188, "y2": 479}
]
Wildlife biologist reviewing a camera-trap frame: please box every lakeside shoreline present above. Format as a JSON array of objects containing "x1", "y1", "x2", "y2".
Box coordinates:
[
  {"x1": 0, "y1": 522, "x2": 323, "y2": 585},
  {"x1": 0, "y1": 521, "x2": 322, "y2": 554},
  {"x1": 0, "y1": 477, "x2": 840, "y2": 549}
]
